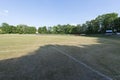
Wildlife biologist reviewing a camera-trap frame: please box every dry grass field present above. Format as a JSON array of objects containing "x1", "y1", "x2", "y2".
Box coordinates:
[{"x1": 0, "y1": 34, "x2": 120, "y2": 80}]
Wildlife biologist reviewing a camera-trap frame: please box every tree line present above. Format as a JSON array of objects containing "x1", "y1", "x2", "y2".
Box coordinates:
[
  {"x1": 0, "y1": 12, "x2": 120, "y2": 34},
  {"x1": 0, "y1": 23, "x2": 36, "y2": 34}
]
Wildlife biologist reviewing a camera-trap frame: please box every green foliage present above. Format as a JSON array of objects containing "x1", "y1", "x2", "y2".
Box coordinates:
[
  {"x1": 24, "y1": 27, "x2": 36, "y2": 34},
  {"x1": 82, "y1": 13, "x2": 118, "y2": 34},
  {"x1": 0, "y1": 27, "x2": 3, "y2": 34},
  {"x1": 17, "y1": 24, "x2": 28, "y2": 34},
  {"x1": 38, "y1": 27, "x2": 42, "y2": 33},
  {"x1": 47, "y1": 27, "x2": 52, "y2": 34},
  {"x1": 0, "y1": 23, "x2": 36, "y2": 34},
  {"x1": 16, "y1": 25, "x2": 37, "y2": 34},
  {"x1": 1, "y1": 23, "x2": 10, "y2": 33},
  {"x1": 113, "y1": 17, "x2": 120, "y2": 32},
  {"x1": 38, "y1": 26, "x2": 47, "y2": 34},
  {"x1": 50, "y1": 24, "x2": 82, "y2": 34},
  {"x1": 95, "y1": 13, "x2": 118, "y2": 33},
  {"x1": 0, "y1": 12, "x2": 120, "y2": 34}
]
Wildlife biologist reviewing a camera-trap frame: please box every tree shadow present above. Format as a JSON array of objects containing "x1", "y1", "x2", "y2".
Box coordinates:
[{"x1": 0, "y1": 38, "x2": 120, "y2": 80}]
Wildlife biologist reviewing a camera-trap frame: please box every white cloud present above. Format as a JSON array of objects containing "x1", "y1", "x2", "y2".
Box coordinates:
[
  {"x1": 70, "y1": 23, "x2": 77, "y2": 26},
  {"x1": 4, "y1": 10, "x2": 9, "y2": 13}
]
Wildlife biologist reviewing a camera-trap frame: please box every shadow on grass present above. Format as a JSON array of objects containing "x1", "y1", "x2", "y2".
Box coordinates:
[
  {"x1": 84, "y1": 34, "x2": 120, "y2": 40},
  {"x1": 0, "y1": 38, "x2": 120, "y2": 80}
]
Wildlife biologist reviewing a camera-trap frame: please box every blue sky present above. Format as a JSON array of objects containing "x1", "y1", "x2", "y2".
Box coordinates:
[{"x1": 0, "y1": 0, "x2": 120, "y2": 27}]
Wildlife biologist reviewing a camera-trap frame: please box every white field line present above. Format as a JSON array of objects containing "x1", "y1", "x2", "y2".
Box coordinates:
[{"x1": 51, "y1": 46, "x2": 113, "y2": 80}]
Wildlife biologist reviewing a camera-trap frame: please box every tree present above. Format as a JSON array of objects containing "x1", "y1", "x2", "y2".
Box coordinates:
[
  {"x1": 113, "y1": 17, "x2": 120, "y2": 32},
  {"x1": 85, "y1": 21, "x2": 94, "y2": 34},
  {"x1": 95, "y1": 13, "x2": 118, "y2": 33},
  {"x1": 42, "y1": 26, "x2": 47, "y2": 33},
  {"x1": 81, "y1": 24, "x2": 87, "y2": 34},
  {"x1": 16, "y1": 24, "x2": 36, "y2": 34},
  {"x1": 1, "y1": 23, "x2": 10, "y2": 33},
  {"x1": 38, "y1": 26, "x2": 47, "y2": 34},
  {"x1": 16, "y1": 24, "x2": 27, "y2": 34},
  {"x1": 0, "y1": 27, "x2": 3, "y2": 34},
  {"x1": 90, "y1": 20, "x2": 99, "y2": 33},
  {"x1": 9, "y1": 25, "x2": 17, "y2": 33},
  {"x1": 25, "y1": 27, "x2": 36, "y2": 34},
  {"x1": 47, "y1": 27, "x2": 52, "y2": 34},
  {"x1": 38, "y1": 27, "x2": 42, "y2": 33},
  {"x1": 52, "y1": 26, "x2": 60, "y2": 34},
  {"x1": 75, "y1": 24, "x2": 82, "y2": 34}
]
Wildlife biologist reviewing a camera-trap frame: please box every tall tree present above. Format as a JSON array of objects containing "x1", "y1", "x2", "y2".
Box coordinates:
[
  {"x1": 0, "y1": 27, "x2": 3, "y2": 34},
  {"x1": 95, "y1": 13, "x2": 118, "y2": 33},
  {"x1": 1, "y1": 23, "x2": 10, "y2": 33},
  {"x1": 113, "y1": 17, "x2": 120, "y2": 32},
  {"x1": 38, "y1": 26, "x2": 47, "y2": 34},
  {"x1": 16, "y1": 24, "x2": 28, "y2": 34}
]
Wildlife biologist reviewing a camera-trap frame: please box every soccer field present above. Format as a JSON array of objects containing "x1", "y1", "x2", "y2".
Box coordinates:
[{"x1": 0, "y1": 34, "x2": 120, "y2": 80}]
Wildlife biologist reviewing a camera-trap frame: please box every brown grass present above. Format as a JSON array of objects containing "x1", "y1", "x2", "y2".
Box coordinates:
[{"x1": 0, "y1": 34, "x2": 120, "y2": 80}]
